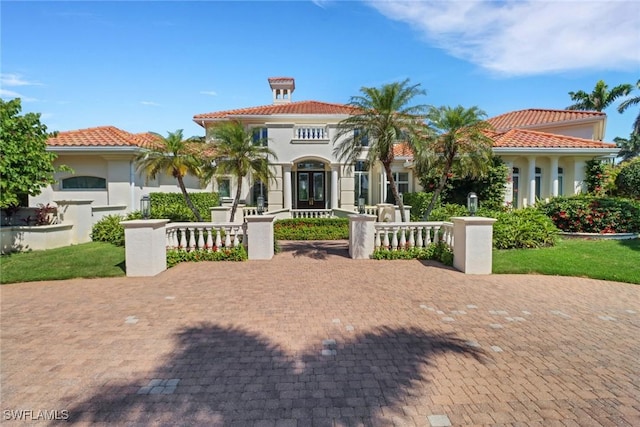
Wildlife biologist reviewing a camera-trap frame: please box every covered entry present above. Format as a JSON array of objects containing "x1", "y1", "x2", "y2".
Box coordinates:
[{"x1": 293, "y1": 160, "x2": 329, "y2": 209}]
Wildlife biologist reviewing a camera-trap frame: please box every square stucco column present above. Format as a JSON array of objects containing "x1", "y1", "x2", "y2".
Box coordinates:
[
  {"x1": 211, "y1": 206, "x2": 231, "y2": 223},
  {"x1": 245, "y1": 215, "x2": 276, "y2": 260},
  {"x1": 55, "y1": 199, "x2": 93, "y2": 244},
  {"x1": 121, "y1": 219, "x2": 169, "y2": 277},
  {"x1": 348, "y1": 214, "x2": 376, "y2": 259},
  {"x1": 451, "y1": 217, "x2": 497, "y2": 275}
]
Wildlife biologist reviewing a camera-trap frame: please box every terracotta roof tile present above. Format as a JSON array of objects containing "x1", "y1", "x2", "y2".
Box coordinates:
[
  {"x1": 493, "y1": 129, "x2": 617, "y2": 149},
  {"x1": 47, "y1": 126, "x2": 157, "y2": 148},
  {"x1": 393, "y1": 142, "x2": 414, "y2": 157},
  {"x1": 487, "y1": 109, "x2": 605, "y2": 131},
  {"x1": 194, "y1": 100, "x2": 359, "y2": 121}
]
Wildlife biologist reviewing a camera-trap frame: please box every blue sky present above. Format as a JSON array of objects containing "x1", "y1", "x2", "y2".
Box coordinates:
[{"x1": 2, "y1": 0, "x2": 639, "y2": 142}]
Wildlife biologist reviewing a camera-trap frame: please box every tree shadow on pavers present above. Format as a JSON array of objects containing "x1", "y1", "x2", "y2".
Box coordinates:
[
  {"x1": 280, "y1": 240, "x2": 350, "y2": 260},
  {"x1": 62, "y1": 324, "x2": 487, "y2": 425}
]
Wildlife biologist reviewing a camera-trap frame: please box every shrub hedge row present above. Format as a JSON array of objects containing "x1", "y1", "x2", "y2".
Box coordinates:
[{"x1": 274, "y1": 218, "x2": 349, "y2": 240}]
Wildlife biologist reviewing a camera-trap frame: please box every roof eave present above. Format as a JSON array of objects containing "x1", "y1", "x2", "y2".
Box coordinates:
[
  {"x1": 47, "y1": 146, "x2": 142, "y2": 153},
  {"x1": 493, "y1": 147, "x2": 619, "y2": 156}
]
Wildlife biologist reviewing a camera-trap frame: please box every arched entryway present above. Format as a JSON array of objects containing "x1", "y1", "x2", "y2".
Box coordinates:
[{"x1": 292, "y1": 158, "x2": 331, "y2": 209}]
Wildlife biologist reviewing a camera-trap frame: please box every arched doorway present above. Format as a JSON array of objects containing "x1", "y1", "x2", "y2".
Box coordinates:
[{"x1": 293, "y1": 159, "x2": 329, "y2": 209}]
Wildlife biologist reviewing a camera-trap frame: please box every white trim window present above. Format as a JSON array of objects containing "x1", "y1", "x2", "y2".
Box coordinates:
[
  {"x1": 386, "y1": 172, "x2": 409, "y2": 203},
  {"x1": 61, "y1": 176, "x2": 106, "y2": 190},
  {"x1": 354, "y1": 160, "x2": 369, "y2": 204}
]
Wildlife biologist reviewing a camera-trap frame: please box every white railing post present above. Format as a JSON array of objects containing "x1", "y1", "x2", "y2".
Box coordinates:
[
  {"x1": 451, "y1": 217, "x2": 497, "y2": 274},
  {"x1": 245, "y1": 215, "x2": 276, "y2": 260},
  {"x1": 121, "y1": 219, "x2": 169, "y2": 277}
]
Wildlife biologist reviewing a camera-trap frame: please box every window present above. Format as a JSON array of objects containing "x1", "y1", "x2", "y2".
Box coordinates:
[
  {"x1": 218, "y1": 178, "x2": 231, "y2": 198},
  {"x1": 354, "y1": 160, "x2": 369, "y2": 204},
  {"x1": 61, "y1": 176, "x2": 106, "y2": 190},
  {"x1": 535, "y1": 167, "x2": 542, "y2": 200},
  {"x1": 354, "y1": 128, "x2": 369, "y2": 147},
  {"x1": 252, "y1": 180, "x2": 268, "y2": 205},
  {"x1": 252, "y1": 127, "x2": 268, "y2": 146},
  {"x1": 558, "y1": 167, "x2": 564, "y2": 196},
  {"x1": 386, "y1": 172, "x2": 409, "y2": 203},
  {"x1": 512, "y1": 167, "x2": 519, "y2": 208}
]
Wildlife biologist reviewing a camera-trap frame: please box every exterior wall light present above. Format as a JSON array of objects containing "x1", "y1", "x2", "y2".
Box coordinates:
[
  {"x1": 467, "y1": 192, "x2": 478, "y2": 216},
  {"x1": 257, "y1": 196, "x2": 265, "y2": 215},
  {"x1": 140, "y1": 195, "x2": 151, "y2": 219}
]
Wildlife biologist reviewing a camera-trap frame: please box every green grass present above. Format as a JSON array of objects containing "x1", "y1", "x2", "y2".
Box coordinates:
[
  {"x1": 0, "y1": 242, "x2": 125, "y2": 284},
  {"x1": 493, "y1": 238, "x2": 640, "y2": 284}
]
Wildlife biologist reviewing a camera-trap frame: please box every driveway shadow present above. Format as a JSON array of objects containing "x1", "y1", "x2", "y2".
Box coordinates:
[{"x1": 62, "y1": 324, "x2": 486, "y2": 425}]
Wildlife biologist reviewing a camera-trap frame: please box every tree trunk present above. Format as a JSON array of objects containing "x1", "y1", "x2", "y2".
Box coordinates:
[
  {"x1": 177, "y1": 174, "x2": 203, "y2": 222},
  {"x1": 384, "y1": 162, "x2": 406, "y2": 222},
  {"x1": 229, "y1": 175, "x2": 243, "y2": 223},
  {"x1": 423, "y1": 157, "x2": 454, "y2": 220}
]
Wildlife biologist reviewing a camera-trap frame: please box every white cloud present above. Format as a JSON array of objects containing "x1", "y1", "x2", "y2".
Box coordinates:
[
  {"x1": 366, "y1": 0, "x2": 640, "y2": 76},
  {"x1": 140, "y1": 101, "x2": 161, "y2": 106},
  {"x1": 1, "y1": 73, "x2": 43, "y2": 87},
  {"x1": 0, "y1": 88, "x2": 37, "y2": 102},
  {"x1": 200, "y1": 90, "x2": 218, "y2": 96}
]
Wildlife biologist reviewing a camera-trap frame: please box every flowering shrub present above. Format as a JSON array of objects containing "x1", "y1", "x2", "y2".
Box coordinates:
[
  {"x1": 166, "y1": 245, "x2": 247, "y2": 267},
  {"x1": 538, "y1": 196, "x2": 640, "y2": 233},
  {"x1": 585, "y1": 159, "x2": 608, "y2": 195},
  {"x1": 615, "y1": 158, "x2": 640, "y2": 199}
]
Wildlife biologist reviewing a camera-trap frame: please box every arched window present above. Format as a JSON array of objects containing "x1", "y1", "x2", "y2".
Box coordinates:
[{"x1": 61, "y1": 176, "x2": 106, "y2": 190}]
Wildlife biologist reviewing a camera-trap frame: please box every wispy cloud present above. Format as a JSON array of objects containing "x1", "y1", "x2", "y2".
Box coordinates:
[
  {"x1": 200, "y1": 90, "x2": 218, "y2": 96},
  {"x1": 140, "y1": 101, "x2": 161, "y2": 107},
  {"x1": 1, "y1": 73, "x2": 43, "y2": 87},
  {"x1": 366, "y1": 0, "x2": 640, "y2": 76},
  {"x1": 0, "y1": 88, "x2": 38, "y2": 102},
  {"x1": 312, "y1": 0, "x2": 332, "y2": 9}
]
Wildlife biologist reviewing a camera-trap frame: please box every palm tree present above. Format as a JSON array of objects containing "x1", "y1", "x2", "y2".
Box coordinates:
[
  {"x1": 414, "y1": 105, "x2": 494, "y2": 220},
  {"x1": 333, "y1": 79, "x2": 429, "y2": 222},
  {"x1": 135, "y1": 129, "x2": 205, "y2": 222},
  {"x1": 567, "y1": 80, "x2": 632, "y2": 111},
  {"x1": 614, "y1": 132, "x2": 640, "y2": 161},
  {"x1": 617, "y1": 79, "x2": 640, "y2": 134},
  {"x1": 207, "y1": 120, "x2": 277, "y2": 222}
]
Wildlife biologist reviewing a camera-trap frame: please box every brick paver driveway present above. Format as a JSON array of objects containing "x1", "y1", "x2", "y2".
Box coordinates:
[{"x1": 1, "y1": 241, "x2": 639, "y2": 426}]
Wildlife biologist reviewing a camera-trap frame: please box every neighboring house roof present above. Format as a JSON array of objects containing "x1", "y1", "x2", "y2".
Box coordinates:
[
  {"x1": 194, "y1": 100, "x2": 358, "y2": 122},
  {"x1": 487, "y1": 108, "x2": 605, "y2": 132},
  {"x1": 492, "y1": 129, "x2": 616, "y2": 149},
  {"x1": 47, "y1": 126, "x2": 158, "y2": 148}
]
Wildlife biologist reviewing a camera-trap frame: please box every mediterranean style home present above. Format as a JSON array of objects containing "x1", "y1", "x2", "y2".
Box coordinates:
[{"x1": 31, "y1": 77, "x2": 619, "y2": 218}]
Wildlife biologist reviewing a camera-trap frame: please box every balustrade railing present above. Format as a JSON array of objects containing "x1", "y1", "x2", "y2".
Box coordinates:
[
  {"x1": 243, "y1": 207, "x2": 267, "y2": 216},
  {"x1": 374, "y1": 221, "x2": 454, "y2": 251},
  {"x1": 294, "y1": 126, "x2": 328, "y2": 141},
  {"x1": 354, "y1": 206, "x2": 378, "y2": 216},
  {"x1": 291, "y1": 209, "x2": 333, "y2": 219},
  {"x1": 166, "y1": 222, "x2": 246, "y2": 252}
]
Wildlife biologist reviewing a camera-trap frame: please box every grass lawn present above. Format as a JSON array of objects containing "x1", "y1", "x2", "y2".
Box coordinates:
[
  {"x1": 493, "y1": 238, "x2": 640, "y2": 284},
  {"x1": 0, "y1": 242, "x2": 125, "y2": 285}
]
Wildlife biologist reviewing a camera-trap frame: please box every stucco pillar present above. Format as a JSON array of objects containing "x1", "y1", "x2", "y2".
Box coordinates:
[
  {"x1": 331, "y1": 165, "x2": 339, "y2": 209},
  {"x1": 550, "y1": 157, "x2": 559, "y2": 197},
  {"x1": 283, "y1": 165, "x2": 292, "y2": 210},
  {"x1": 527, "y1": 156, "x2": 536, "y2": 207},
  {"x1": 451, "y1": 216, "x2": 497, "y2": 275},
  {"x1": 245, "y1": 215, "x2": 276, "y2": 260},
  {"x1": 121, "y1": 219, "x2": 169, "y2": 277},
  {"x1": 504, "y1": 161, "x2": 514, "y2": 206},
  {"x1": 55, "y1": 199, "x2": 93, "y2": 244},
  {"x1": 574, "y1": 160, "x2": 586, "y2": 194},
  {"x1": 348, "y1": 214, "x2": 376, "y2": 259},
  {"x1": 380, "y1": 170, "x2": 387, "y2": 203},
  {"x1": 211, "y1": 206, "x2": 231, "y2": 223}
]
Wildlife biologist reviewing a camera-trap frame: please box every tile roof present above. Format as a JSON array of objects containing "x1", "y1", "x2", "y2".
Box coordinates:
[
  {"x1": 493, "y1": 129, "x2": 617, "y2": 149},
  {"x1": 47, "y1": 126, "x2": 159, "y2": 148},
  {"x1": 487, "y1": 109, "x2": 605, "y2": 131},
  {"x1": 194, "y1": 100, "x2": 359, "y2": 121},
  {"x1": 393, "y1": 142, "x2": 414, "y2": 157}
]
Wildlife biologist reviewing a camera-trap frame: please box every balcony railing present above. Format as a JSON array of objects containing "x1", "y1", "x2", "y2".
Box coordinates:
[{"x1": 293, "y1": 126, "x2": 329, "y2": 142}]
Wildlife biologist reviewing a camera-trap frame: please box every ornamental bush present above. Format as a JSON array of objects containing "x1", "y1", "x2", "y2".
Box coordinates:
[
  {"x1": 274, "y1": 218, "x2": 349, "y2": 240},
  {"x1": 492, "y1": 208, "x2": 558, "y2": 249},
  {"x1": 402, "y1": 192, "x2": 435, "y2": 221},
  {"x1": 538, "y1": 195, "x2": 640, "y2": 233},
  {"x1": 166, "y1": 245, "x2": 247, "y2": 268},
  {"x1": 615, "y1": 158, "x2": 640, "y2": 199},
  {"x1": 371, "y1": 242, "x2": 453, "y2": 265},
  {"x1": 91, "y1": 212, "x2": 141, "y2": 246},
  {"x1": 149, "y1": 192, "x2": 219, "y2": 222}
]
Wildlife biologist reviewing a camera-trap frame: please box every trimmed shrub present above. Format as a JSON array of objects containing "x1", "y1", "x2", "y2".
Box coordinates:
[
  {"x1": 149, "y1": 192, "x2": 219, "y2": 222},
  {"x1": 402, "y1": 192, "x2": 435, "y2": 221},
  {"x1": 274, "y1": 218, "x2": 349, "y2": 240},
  {"x1": 91, "y1": 211, "x2": 141, "y2": 246},
  {"x1": 538, "y1": 195, "x2": 640, "y2": 233},
  {"x1": 371, "y1": 242, "x2": 453, "y2": 265},
  {"x1": 615, "y1": 158, "x2": 640, "y2": 199},
  {"x1": 166, "y1": 245, "x2": 247, "y2": 268},
  {"x1": 427, "y1": 203, "x2": 470, "y2": 221},
  {"x1": 493, "y1": 208, "x2": 558, "y2": 249}
]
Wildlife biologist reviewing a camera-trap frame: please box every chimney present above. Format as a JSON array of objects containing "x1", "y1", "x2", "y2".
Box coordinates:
[{"x1": 268, "y1": 77, "x2": 295, "y2": 104}]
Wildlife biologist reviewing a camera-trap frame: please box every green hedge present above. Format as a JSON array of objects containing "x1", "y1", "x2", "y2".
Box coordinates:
[
  {"x1": 402, "y1": 192, "x2": 435, "y2": 221},
  {"x1": 166, "y1": 245, "x2": 247, "y2": 268},
  {"x1": 538, "y1": 195, "x2": 640, "y2": 233},
  {"x1": 492, "y1": 208, "x2": 558, "y2": 249},
  {"x1": 90, "y1": 212, "x2": 142, "y2": 246},
  {"x1": 274, "y1": 218, "x2": 349, "y2": 240},
  {"x1": 615, "y1": 158, "x2": 640, "y2": 199},
  {"x1": 371, "y1": 242, "x2": 453, "y2": 265},
  {"x1": 150, "y1": 192, "x2": 219, "y2": 222}
]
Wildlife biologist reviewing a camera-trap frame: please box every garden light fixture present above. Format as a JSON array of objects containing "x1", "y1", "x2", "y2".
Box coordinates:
[
  {"x1": 358, "y1": 197, "x2": 365, "y2": 214},
  {"x1": 257, "y1": 196, "x2": 265, "y2": 215},
  {"x1": 140, "y1": 195, "x2": 151, "y2": 219},
  {"x1": 467, "y1": 192, "x2": 478, "y2": 216}
]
